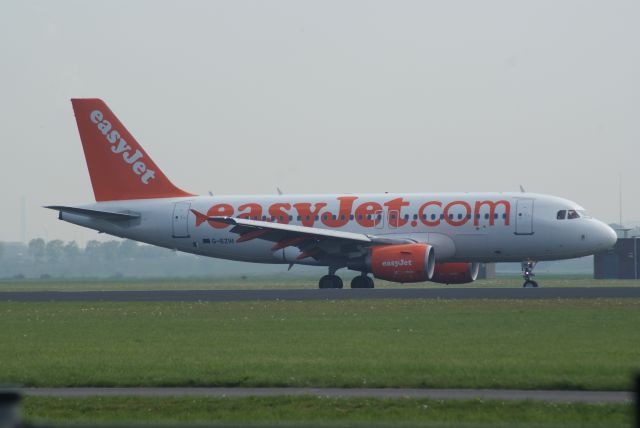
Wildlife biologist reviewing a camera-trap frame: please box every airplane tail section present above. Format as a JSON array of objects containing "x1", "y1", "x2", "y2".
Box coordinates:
[{"x1": 71, "y1": 98, "x2": 194, "y2": 201}]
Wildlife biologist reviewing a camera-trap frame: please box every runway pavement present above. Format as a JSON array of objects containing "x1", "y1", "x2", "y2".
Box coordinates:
[
  {"x1": 20, "y1": 387, "x2": 632, "y2": 404},
  {"x1": 0, "y1": 287, "x2": 639, "y2": 302}
]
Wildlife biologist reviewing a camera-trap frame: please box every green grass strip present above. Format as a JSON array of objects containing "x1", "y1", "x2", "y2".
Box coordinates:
[
  {"x1": 1, "y1": 299, "x2": 639, "y2": 390},
  {"x1": 23, "y1": 396, "x2": 631, "y2": 427}
]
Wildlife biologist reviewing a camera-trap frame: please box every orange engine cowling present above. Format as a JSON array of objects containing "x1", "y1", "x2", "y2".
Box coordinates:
[
  {"x1": 369, "y1": 244, "x2": 435, "y2": 283},
  {"x1": 430, "y1": 262, "x2": 480, "y2": 284}
]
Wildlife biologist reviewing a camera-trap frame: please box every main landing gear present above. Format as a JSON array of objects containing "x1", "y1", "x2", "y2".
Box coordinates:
[
  {"x1": 350, "y1": 274, "x2": 374, "y2": 289},
  {"x1": 521, "y1": 261, "x2": 538, "y2": 288},
  {"x1": 318, "y1": 274, "x2": 343, "y2": 289},
  {"x1": 318, "y1": 268, "x2": 375, "y2": 289},
  {"x1": 319, "y1": 266, "x2": 343, "y2": 289}
]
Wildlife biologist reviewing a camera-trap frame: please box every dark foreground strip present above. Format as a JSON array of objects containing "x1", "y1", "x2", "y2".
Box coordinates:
[
  {"x1": 1, "y1": 287, "x2": 640, "y2": 302},
  {"x1": 20, "y1": 387, "x2": 631, "y2": 404}
]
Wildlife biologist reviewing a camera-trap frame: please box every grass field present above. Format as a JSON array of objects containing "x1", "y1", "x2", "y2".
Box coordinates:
[
  {"x1": 1, "y1": 275, "x2": 639, "y2": 291},
  {"x1": 1, "y1": 298, "x2": 639, "y2": 390},
  {"x1": 22, "y1": 396, "x2": 631, "y2": 427}
]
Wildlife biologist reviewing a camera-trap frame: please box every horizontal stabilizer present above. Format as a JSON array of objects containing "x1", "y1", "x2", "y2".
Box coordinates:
[{"x1": 45, "y1": 206, "x2": 140, "y2": 221}]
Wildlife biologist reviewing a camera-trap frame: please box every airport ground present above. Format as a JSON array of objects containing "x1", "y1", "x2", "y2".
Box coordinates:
[
  {"x1": 0, "y1": 273, "x2": 638, "y2": 291},
  {"x1": 1, "y1": 276, "x2": 639, "y2": 427}
]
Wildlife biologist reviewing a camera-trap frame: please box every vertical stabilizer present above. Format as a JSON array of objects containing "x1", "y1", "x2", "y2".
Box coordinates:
[{"x1": 71, "y1": 98, "x2": 194, "y2": 201}]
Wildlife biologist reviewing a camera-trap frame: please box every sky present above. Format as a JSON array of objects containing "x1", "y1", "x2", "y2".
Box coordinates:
[{"x1": 0, "y1": 0, "x2": 638, "y2": 244}]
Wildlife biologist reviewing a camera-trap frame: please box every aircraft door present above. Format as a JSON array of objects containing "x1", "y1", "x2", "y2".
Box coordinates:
[
  {"x1": 172, "y1": 201, "x2": 191, "y2": 238},
  {"x1": 515, "y1": 199, "x2": 534, "y2": 235}
]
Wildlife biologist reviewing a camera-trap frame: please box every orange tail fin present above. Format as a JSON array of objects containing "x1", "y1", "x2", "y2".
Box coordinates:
[{"x1": 71, "y1": 98, "x2": 194, "y2": 201}]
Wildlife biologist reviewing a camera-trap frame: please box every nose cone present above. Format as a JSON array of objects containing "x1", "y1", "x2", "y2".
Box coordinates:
[{"x1": 595, "y1": 221, "x2": 617, "y2": 251}]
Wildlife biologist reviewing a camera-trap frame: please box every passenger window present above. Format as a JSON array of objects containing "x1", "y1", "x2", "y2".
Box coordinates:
[
  {"x1": 567, "y1": 210, "x2": 579, "y2": 219},
  {"x1": 557, "y1": 210, "x2": 566, "y2": 220}
]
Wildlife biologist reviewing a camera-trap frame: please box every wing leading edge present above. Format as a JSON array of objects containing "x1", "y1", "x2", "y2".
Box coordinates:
[{"x1": 192, "y1": 210, "x2": 412, "y2": 261}]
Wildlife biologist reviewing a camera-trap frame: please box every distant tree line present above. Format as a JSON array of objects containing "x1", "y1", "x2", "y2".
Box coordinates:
[
  {"x1": 24, "y1": 238, "x2": 174, "y2": 264},
  {"x1": 0, "y1": 238, "x2": 293, "y2": 280}
]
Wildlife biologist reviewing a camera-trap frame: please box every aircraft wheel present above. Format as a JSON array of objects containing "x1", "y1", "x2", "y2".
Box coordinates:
[
  {"x1": 523, "y1": 280, "x2": 538, "y2": 288},
  {"x1": 351, "y1": 275, "x2": 374, "y2": 289},
  {"x1": 319, "y1": 275, "x2": 342, "y2": 289},
  {"x1": 366, "y1": 276, "x2": 375, "y2": 288},
  {"x1": 350, "y1": 276, "x2": 365, "y2": 288}
]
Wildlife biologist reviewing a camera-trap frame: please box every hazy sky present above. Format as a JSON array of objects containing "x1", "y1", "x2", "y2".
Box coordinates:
[{"x1": 1, "y1": 0, "x2": 638, "y2": 244}]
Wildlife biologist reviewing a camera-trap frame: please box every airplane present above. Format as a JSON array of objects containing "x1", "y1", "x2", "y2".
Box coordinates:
[{"x1": 47, "y1": 99, "x2": 618, "y2": 289}]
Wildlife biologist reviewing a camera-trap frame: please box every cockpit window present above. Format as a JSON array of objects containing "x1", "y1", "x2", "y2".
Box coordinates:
[
  {"x1": 577, "y1": 210, "x2": 591, "y2": 218},
  {"x1": 557, "y1": 210, "x2": 566, "y2": 220},
  {"x1": 567, "y1": 210, "x2": 580, "y2": 219}
]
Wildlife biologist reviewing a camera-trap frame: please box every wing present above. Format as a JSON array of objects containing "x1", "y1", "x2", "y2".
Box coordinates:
[{"x1": 192, "y1": 210, "x2": 412, "y2": 263}]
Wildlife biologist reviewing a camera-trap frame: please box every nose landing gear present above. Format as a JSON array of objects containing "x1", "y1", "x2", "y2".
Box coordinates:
[{"x1": 521, "y1": 261, "x2": 538, "y2": 288}]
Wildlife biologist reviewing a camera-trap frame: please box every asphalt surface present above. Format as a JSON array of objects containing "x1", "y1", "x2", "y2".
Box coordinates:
[
  {"x1": 0, "y1": 287, "x2": 639, "y2": 302},
  {"x1": 20, "y1": 387, "x2": 632, "y2": 404}
]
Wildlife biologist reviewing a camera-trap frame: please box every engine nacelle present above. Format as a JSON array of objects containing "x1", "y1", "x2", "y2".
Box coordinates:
[
  {"x1": 430, "y1": 262, "x2": 480, "y2": 284},
  {"x1": 368, "y1": 244, "x2": 435, "y2": 283}
]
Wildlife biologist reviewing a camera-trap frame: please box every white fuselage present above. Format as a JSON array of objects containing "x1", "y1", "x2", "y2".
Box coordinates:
[{"x1": 59, "y1": 192, "x2": 617, "y2": 266}]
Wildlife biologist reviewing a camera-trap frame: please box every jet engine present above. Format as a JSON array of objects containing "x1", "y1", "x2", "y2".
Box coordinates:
[
  {"x1": 430, "y1": 262, "x2": 480, "y2": 284},
  {"x1": 368, "y1": 244, "x2": 435, "y2": 283}
]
